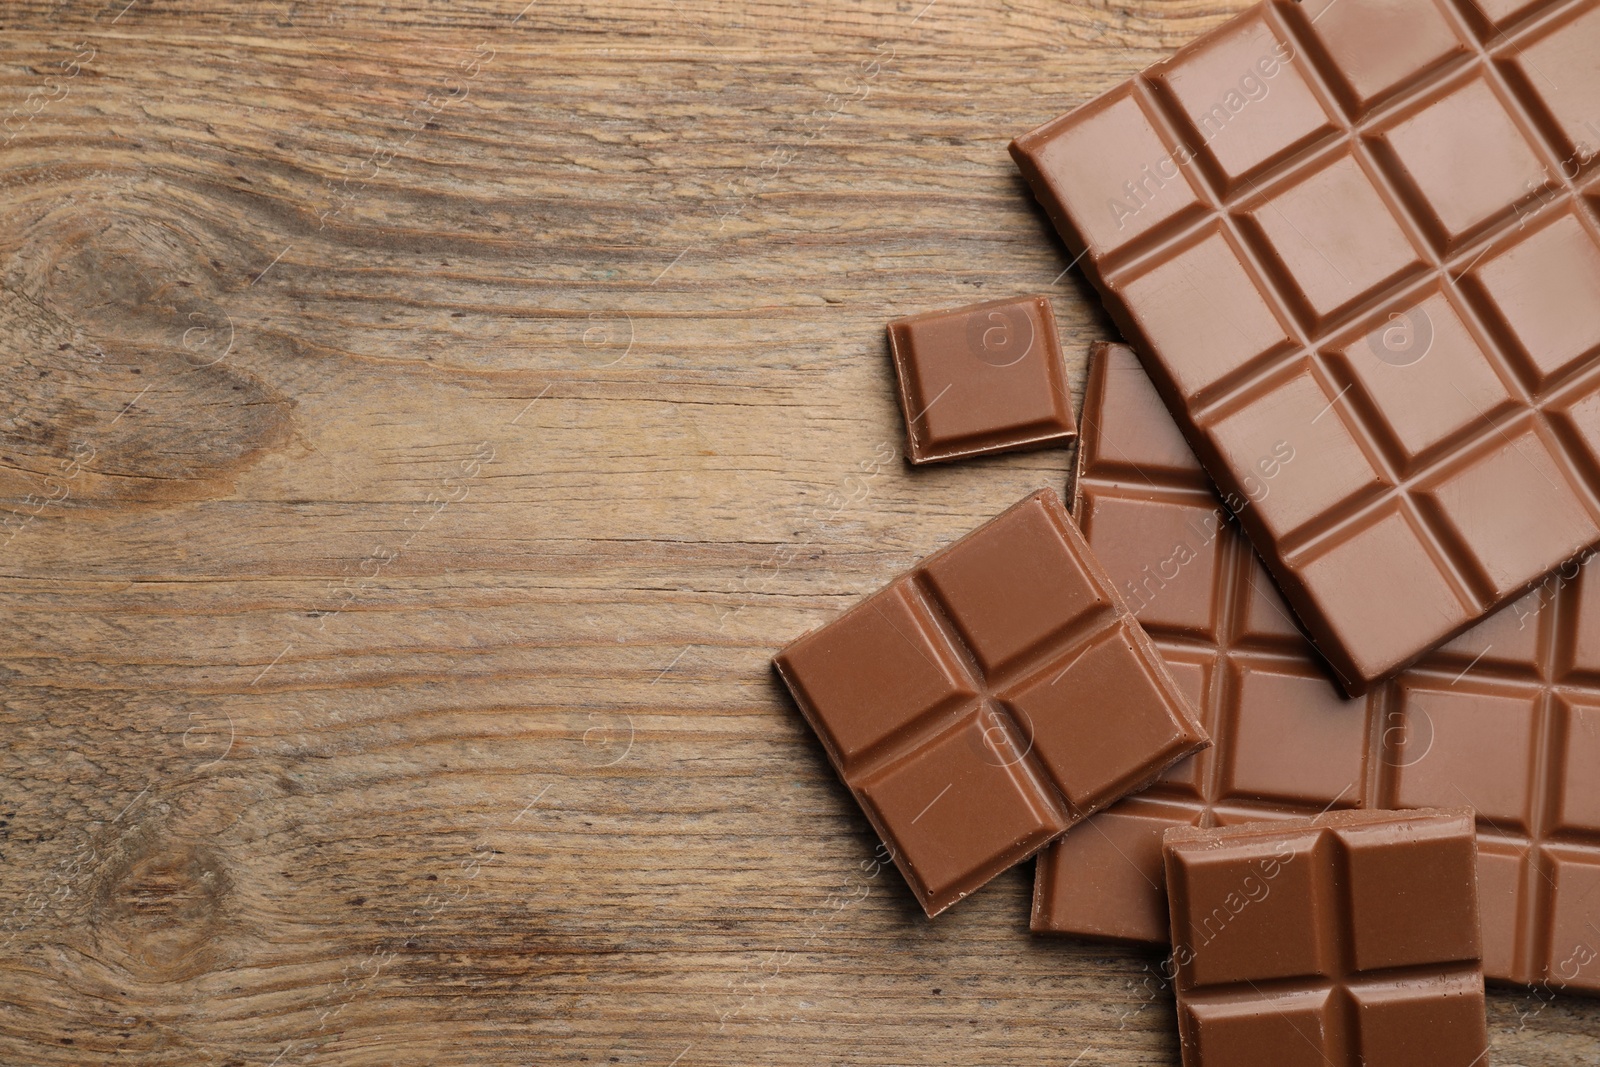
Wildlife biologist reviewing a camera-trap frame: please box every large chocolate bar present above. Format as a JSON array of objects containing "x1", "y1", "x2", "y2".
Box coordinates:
[
  {"x1": 1035, "y1": 341, "x2": 1600, "y2": 993},
  {"x1": 774, "y1": 489, "x2": 1207, "y2": 916},
  {"x1": 1013, "y1": 0, "x2": 1600, "y2": 692}
]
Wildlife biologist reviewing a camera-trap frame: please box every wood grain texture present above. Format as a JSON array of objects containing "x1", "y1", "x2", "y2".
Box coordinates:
[{"x1": 0, "y1": 0, "x2": 1594, "y2": 1064}]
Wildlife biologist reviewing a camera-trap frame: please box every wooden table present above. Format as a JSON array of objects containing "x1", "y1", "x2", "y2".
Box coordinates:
[{"x1": 1, "y1": 0, "x2": 1595, "y2": 1063}]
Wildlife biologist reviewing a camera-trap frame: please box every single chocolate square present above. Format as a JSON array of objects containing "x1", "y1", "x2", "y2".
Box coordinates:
[
  {"x1": 887, "y1": 295, "x2": 1077, "y2": 464},
  {"x1": 1011, "y1": 0, "x2": 1600, "y2": 692},
  {"x1": 1166, "y1": 808, "x2": 1487, "y2": 1067},
  {"x1": 1036, "y1": 341, "x2": 1600, "y2": 994},
  {"x1": 774, "y1": 488, "x2": 1207, "y2": 916}
]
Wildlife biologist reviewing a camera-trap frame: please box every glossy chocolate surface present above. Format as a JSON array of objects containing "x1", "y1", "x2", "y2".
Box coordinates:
[
  {"x1": 1012, "y1": 0, "x2": 1600, "y2": 691},
  {"x1": 887, "y1": 295, "x2": 1077, "y2": 464},
  {"x1": 1035, "y1": 342, "x2": 1600, "y2": 993},
  {"x1": 773, "y1": 489, "x2": 1207, "y2": 916},
  {"x1": 1166, "y1": 808, "x2": 1487, "y2": 1067}
]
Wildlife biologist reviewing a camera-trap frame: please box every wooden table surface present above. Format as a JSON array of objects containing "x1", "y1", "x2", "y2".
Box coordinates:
[{"x1": 2, "y1": 0, "x2": 1597, "y2": 1063}]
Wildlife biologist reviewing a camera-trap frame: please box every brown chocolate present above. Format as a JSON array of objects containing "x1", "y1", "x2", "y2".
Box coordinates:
[
  {"x1": 773, "y1": 488, "x2": 1207, "y2": 916},
  {"x1": 887, "y1": 296, "x2": 1078, "y2": 464},
  {"x1": 1012, "y1": 0, "x2": 1600, "y2": 692},
  {"x1": 1036, "y1": 341, "x2": 1600, "y2": 994},
  {"x1": 1166, "y1": 808, "x2": 1487, "y2": 1067}
]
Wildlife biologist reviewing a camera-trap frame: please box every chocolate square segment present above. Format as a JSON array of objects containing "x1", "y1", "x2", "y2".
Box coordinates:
[
  {"x1": 1117, "y1": 230, "x2": 1289, "y2": 401},
  {"x1": 1293, "y1": 507, "x2": 1470, "y2": 679},
  {"x1": 1337, "y1": 812, "x2": 1472, "y2": 972},
  {"x1": 1004, "y1": 624, "x2": 1201, "y2": 806},
  {"x1": 887, "y1": 295, "x2": 1077, "y2": 464},
  {"x1": 922, "y1": 495, "x2": 1109, "y2": 674},
  {"x1": 775, "y1": 582, "x2": 976, "y2": 771},
  {"x1": 1424, "y1": 429, "x2": 1599, "y2": 596},
  {"x1": 1010, "y1": 86, "x2": 1205, "y2": 260},
  {"x1": 856, "y1": 715, "x2": 1062, "y2": 910},
  {"x1": 1168, "y1": 828, "x2": 1328, "y2": 986},
  {"x1": 1374, "y1": 77, "x2": 1551, "y2": 249},
  {"x1": 1184, "y1": 990, "x2": 1334, "y2": 1067},
  {"x1": 1548, "y1": 855, "x2": 1600, "y2": 988},
  {"x1": 1078, "y1": 493, "x2": 1222, "y2": 636},
  {"x1": 1224, "y1": 664, "x2": 1368, "y2": 807},
  {"x1": 1339, "y1": 814, "x2": 1481, "y2": 970},
  {"x1": 775, "y1": 489, "x2": 1207, "y2": 916},
  {"x1": 1509, "y1": 3, "x2": 1600, "y2": 164},
  {"x1": 1166, "y1": 809, "x2": 1486, "y2": 1067},
  {"x1": 1012, "y1": 0, "x2": 1600, "y2": 692},
  {"x1": 1390, "y1": 683, "x2": 1538, "y2": 829},
  {"x1": 1348, "y1": 973, "x2": 1488, "y2": 1067},
  {"x1": 1152, "y1": 10, "x2": 1334, "y2": 190},
  {"x1": 1467, "y1": 211, "x2": 1600, "y2": 386},
  {"x1": 1555, "y1": 699, "x2": 1600, "y2": 832},
  {"x1": 1242, "y1": 154, "x2": 1422, "y2": 326},
  {"x1": 1206, "y1": 369, "x2": 1384, "y2": 542},
  {"x1": 1037, "y1": 342, "x2": 1600, "y2": 994},
  {"x1": 1034, "y1": 801, "x2": 1195, "y2": 942},
  {"x1": 1285, "y1": 0, "x2": 1464, "y2": 114},
  {"x1": 1330, "y1": 291, "x2": 1512, "y2": 465}
]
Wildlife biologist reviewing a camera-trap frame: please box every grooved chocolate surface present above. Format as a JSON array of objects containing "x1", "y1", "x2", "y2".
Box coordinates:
[
  {"x1": 1165, "y1": 808, "x2": 1487, "y2": 1067},
  {"x1": 773, "y1": 488, "x2": 1207, "y2": 916},
  {"x1": 887, "y1": 295, "x2": 1078, "y2": 464},
  {"x1": 1037, "y1": 341, "x2": 1600, "y2": 993},
  {"x1": 1012, "y1": 0, "x2": 1600, "y2": 692}
]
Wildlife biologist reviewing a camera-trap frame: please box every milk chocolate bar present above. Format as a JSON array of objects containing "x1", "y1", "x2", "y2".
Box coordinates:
[
  {"x1": 1012, "y1": 0, "x2": 1600, "y2": 692},
  {"x1": 887, "y1": 295, "x2": 1078, "y2": 463},
  {"x1": 1036, "y1": 342, "x2": 1600, "y2": 993},
  {"x1": 1166, "y1": 808, "x2": 1487, "y2": 1067},
  {"x1": 773, "y1": 488, "x2": 1207, "y2": 916}
]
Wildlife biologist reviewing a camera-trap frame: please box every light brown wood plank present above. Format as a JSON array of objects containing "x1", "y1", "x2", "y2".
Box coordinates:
[{"x1": 0, "y1": 0, "x2": 1595, "y2": 1064}]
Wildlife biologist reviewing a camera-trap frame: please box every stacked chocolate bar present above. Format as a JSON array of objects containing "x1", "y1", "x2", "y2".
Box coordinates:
[{"x1": 774, "y1": 0, "x2": 1600, "y2": 1061}]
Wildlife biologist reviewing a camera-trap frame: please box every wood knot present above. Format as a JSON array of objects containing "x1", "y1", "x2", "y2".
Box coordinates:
[
  {"x1": 0, "y1": 187, "x2": 295, "y2": 509},
  {"x1": 91, "y1": 828, "x2": 233, "y2": 983}
]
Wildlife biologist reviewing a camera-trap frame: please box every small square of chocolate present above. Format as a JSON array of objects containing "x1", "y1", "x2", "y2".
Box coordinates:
[{"x1": 887, "y1": 295, "x2": 1077, "y2": 464}]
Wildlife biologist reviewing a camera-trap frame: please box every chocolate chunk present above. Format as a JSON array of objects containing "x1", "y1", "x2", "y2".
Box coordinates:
[
  {"x1": 774, "y1": 488, "x2": 1207, "y2": 916},
  {"x1": 887, "y1": 296, "x2": 1077, "y2": 464},
  {"x1": 1165, "y1": 808, "x2": 1486, "y2": 1067}
]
